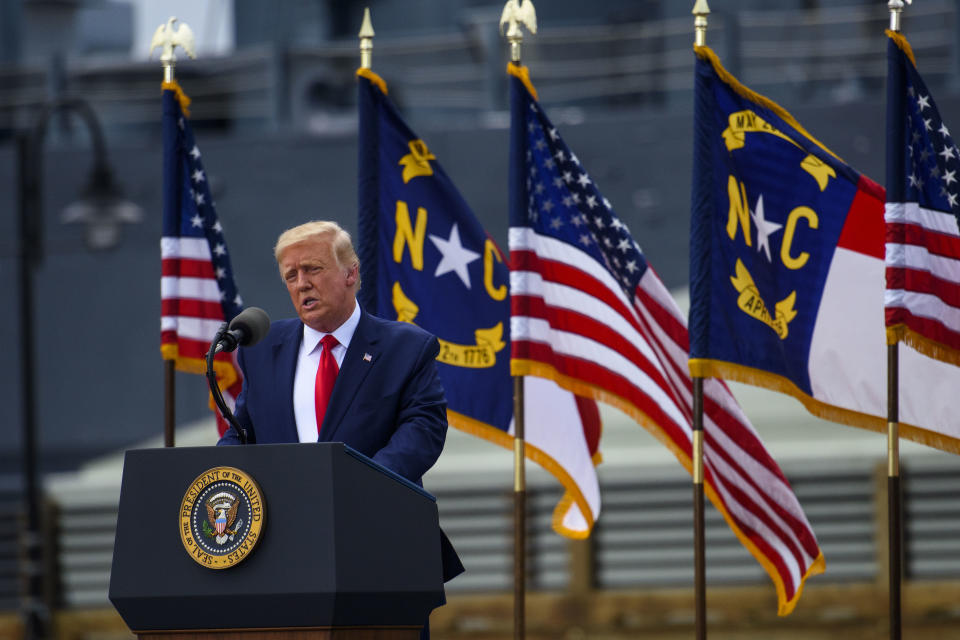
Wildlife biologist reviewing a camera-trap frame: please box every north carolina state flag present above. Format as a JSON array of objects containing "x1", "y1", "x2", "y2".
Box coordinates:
[{"x1": 690, "y1": 45, "x2": 960, "y2": 453}]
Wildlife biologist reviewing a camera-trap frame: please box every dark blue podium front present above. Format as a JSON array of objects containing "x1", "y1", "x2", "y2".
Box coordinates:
[{"x1": 109, "y1": 443, "x2": 444, "y2": 632}]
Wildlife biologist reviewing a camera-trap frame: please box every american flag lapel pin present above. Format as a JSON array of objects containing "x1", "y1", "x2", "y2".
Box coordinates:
[{"x1": 363, "y1": 353, "x2": 373, "y2": 363}]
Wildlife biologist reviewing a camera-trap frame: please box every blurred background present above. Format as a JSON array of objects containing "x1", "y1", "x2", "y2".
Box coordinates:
[{"x1": 1, "y1": 0, "x2": 960, "y2": 638}]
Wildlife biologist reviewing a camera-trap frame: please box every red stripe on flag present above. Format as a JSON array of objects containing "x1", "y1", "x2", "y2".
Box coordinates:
[
  {"x1": 511, "y1": 250, "x2": 628, "y2": 320},
  {"x1": 837, "y1": 176, "x2": 885, "y2": 258},
  {"x1": 162, "y1": 257, "x2": 218, "y2": 279},
  {"x1": 887, "y1": 222, "x2": 960, "y2": 261},
  {"x1": 886, "y1": 265, "x2": 960, "y2": 309},
  {"x1": 634, "y1": 285, "x2": 690, "y2": 352},
  {"x1": 629, "y1": 297, "x2": 694, "y2": 425},
  {"x1": 162, "y1": 298, "x2": 228, "y2": 319},
  {"x1": 574, "y1": 395, "x2": 601, "y2": 457}
]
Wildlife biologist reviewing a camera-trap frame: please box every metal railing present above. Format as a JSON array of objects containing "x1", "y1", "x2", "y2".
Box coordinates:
[
  {"x1": 438, "y1": 458, "x2": 954, "y2": 595},
  {"x1": 0, "y1": 456, "x2": 958, "y2": 610}
]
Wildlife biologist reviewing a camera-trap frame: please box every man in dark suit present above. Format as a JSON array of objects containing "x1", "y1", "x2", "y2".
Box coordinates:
[
  {"x1": 218, "y1": 220, "x2": 447, "y2": 484},
  {"x1": 218, "y1": 221, "x2": 463, "y2": 624}
]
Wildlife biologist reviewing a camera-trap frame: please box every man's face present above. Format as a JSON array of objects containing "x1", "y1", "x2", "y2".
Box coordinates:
[{"x1": 279, "y1": 235, "x2": 357, "y2": 333}]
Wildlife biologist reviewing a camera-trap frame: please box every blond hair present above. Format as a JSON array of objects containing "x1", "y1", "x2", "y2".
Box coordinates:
[{"x1": 274, "y1": 221, "x2": 361, "y2": 289}]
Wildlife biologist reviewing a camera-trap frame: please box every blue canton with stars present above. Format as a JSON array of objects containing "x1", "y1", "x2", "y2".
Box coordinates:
[
  {"x1": 899, "y1": 54, "x2": 960, "y2": 221},
  {"x1": 162, "y1": 89, "x2": 242, "y2": 319},
  {"x1": 510, "y1": 76, "x2": 647, "y2": 300}
]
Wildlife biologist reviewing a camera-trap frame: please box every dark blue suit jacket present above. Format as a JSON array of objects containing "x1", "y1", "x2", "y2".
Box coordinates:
[
  {"x1": 219, "y1": 310, "x2": 447, "y2": 483},
  {"x1": 218, "y1": 309, "x2": 463, "y2": 580}
]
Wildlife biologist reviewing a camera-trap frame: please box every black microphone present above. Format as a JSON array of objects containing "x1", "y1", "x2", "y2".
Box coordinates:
[
  {"x1": 214, "y1": 307, "x2": 271, "y2": 354},
  {"x1": 206, "y1": 306, "x2": 270, "y2": 445}
]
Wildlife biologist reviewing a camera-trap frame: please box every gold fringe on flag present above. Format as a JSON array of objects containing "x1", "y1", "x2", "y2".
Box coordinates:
[
  {"x1": 160, "y1": 343, "x2": 238, "y2": 388},
  {"x1": 688, "y1": 357, "x2": 960, "y2": 454},
  {"x1": 886, "y1": 29, "x2": 917, "y2": 67},
  {"x1": 161, "y1": 80, "x2": 191, "y2": 117},
  {"x1": 507, "y1": 62, "x2": 539, "y2": 101},
  {"x1": 887, "y1": 324, "x2": 960, "y2": 368},
  {"x1": 356, "y1": 68, "x2": 388, "y2": 95}
]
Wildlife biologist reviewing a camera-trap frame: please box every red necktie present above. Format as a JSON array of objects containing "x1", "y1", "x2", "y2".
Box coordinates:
[{"x1": 314, "y1": 334, "x2": 340, "y2": 435}]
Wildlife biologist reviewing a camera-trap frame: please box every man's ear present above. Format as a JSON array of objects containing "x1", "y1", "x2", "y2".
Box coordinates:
[{"x1": 345, "y1": 263, "x2": 359, "y2": 287}]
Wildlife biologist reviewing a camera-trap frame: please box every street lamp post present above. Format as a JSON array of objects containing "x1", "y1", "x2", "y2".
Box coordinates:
[{"x1": 16, "y1": 97, "x2": 142, "y2": 640}]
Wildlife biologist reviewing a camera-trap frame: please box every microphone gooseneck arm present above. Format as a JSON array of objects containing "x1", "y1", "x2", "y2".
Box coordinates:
[{"x1": 206, "y1": 322, "x2": 248, "y2": 444}]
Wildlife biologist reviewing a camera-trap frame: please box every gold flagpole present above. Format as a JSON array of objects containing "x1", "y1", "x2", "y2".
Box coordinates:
[
  {"x1": 151, "y1": 17, "x2": 196, "y2": 448},
  {"x1": 501, "y1": 3, "x2": 537, "y2": 638},
  {"x1": 887, "y1": 344, "x2": 902, "y2": 640},
  {"x1": 691, "y1": 4, "x2": 710, "y2": 639},
  {"x1": 359, "y1": 7, "x2": 374, "y2": 70},
  {"x1": 886, "y1": 5, "x2": 908, "y2": 638},
  {"x1": 511, "y1": 377, "x2": 526, "y2": 640}
]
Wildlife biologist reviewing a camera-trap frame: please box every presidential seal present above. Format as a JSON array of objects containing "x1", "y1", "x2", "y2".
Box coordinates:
[{"x1": 179, "y1": 466, "x2": 264, "y2": 569}]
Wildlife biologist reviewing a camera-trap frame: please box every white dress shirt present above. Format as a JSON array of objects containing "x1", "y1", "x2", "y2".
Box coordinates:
[{"x1": 292, "y1": 301, "x2": 361, "y2": 442}]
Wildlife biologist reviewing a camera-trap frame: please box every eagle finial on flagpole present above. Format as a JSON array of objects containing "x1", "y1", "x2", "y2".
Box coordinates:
[
  {"x1": 500, "y1": 0, "x2": 537, "y2": 64},
  {"x1": 888, "y1": 0, "x2": 912, "y2": 33},
  {"x1": 692, "y1": 0, "x2": 710, "y2": 47},
  {"x1": 359, "y1": 7, "x2": 375, "y2": 70},
  {"x1": 149, "y1": 16, "x2": 196, "y2": 83}
]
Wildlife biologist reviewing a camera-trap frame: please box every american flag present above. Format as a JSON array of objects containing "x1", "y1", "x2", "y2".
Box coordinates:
[
  {"x1": 160, "y1": 83, "x2": 244, "y2": 434},
  {"x1": 507, "y1": 64, "x2": 823, "y2": 615},
  {"x1": 886, "y1": 32, "x2": 960, "y2": 365}
]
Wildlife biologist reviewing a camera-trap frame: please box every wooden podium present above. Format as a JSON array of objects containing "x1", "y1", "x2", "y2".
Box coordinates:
[{"x1": 109, "y1": 443, "x2": 445, "y2": 639}]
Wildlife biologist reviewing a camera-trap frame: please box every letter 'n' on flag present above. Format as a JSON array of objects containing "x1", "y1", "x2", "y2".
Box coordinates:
[
  {"x1": 160, "y1": 81, "x2": 244, "y2": 435},
  {"x1": 355, "y1": 67, "x2": 602, "y2": 537},
  {"x1": 689, "y1": 41, "x2": 960, "y2": 452},
  {"x1": 885, "y1": 30, "x2": 960, "y2": 368},
  {"x1": 509, "y1": 59, "x2": 823, "y2": 615}
]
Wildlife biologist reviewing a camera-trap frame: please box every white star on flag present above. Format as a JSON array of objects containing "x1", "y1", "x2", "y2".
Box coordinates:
[
  {"x1": 429, "y1": 223, "x2": 480, "y2": 288},
  {"x1": 750, "y1": 194, "x2": 783, "y2": 262}
]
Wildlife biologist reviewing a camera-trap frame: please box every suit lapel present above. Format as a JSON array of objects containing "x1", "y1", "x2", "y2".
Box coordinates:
[
  {"x1": 320, "y1": 311, "x2": 379, "y2": 442},
  {"x1": 272, "y1": 321, "x2": 302, "y2": 442}
]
